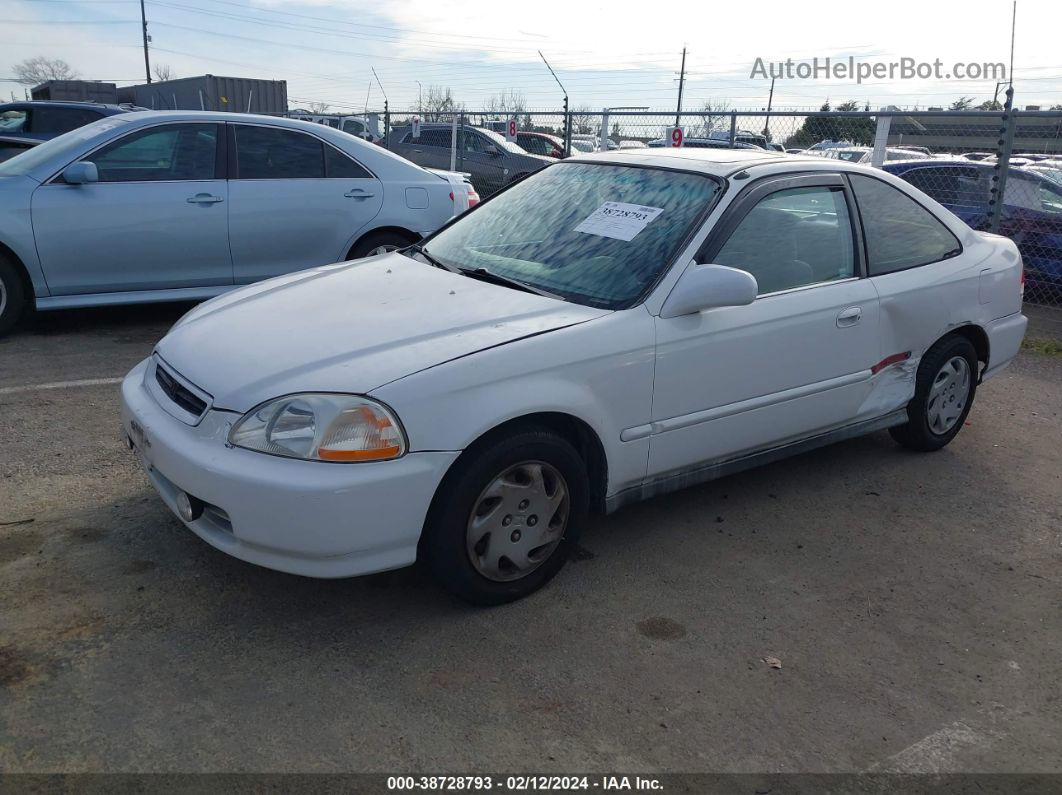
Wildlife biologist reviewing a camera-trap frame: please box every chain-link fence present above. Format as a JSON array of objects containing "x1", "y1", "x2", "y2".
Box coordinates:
[{"x1": 351, "y1": 102, "x2": 1062, "y2": 312}]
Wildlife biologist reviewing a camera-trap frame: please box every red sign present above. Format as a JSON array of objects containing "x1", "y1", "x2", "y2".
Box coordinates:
[
  {"x1": 506, "y1": 118, "x2": 518, "y2": 141},
  {"x1": 669, "y1": 126, "x2": 684, "y2": 147}
]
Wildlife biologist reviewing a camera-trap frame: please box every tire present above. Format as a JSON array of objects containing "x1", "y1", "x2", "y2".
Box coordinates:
[
  {"x1": 0, "y1": 254, "x2": 28, "y2": 337},
  {"x1": 347, "y1": 230, "x2": 415, "y2": 260},
  {"x1": 889, "y1": 335, "x2": 979, "y2": 452},
  {"x1": 422, "y1": 428, "x2": 589, "y2": 605}
]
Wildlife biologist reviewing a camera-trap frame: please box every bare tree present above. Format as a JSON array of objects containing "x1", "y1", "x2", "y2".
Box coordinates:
[
  {"x1": 950, "y1": 96, "x2": 975, "y2": 111},
  {"x1": 152, "y1": 63, "x2": 177, "y2": 82},
  {"x1": 690, "y1": 99, "x2": 730, "y2": 138},
  {"x1": 570, "y1": 105, "x2": 595, "y2": 135},
  {"x1": 485, "y1": 89, "x2": 526, "y2": 116},
  {"x1": 422, "y1": 85, "x2": 459, "y2": 122},
  {"x1": 12, "y1": 56, "x2": 78, "y2": 85},
  {"x1": 308, "y1": 102, "x2": 331, "y2": 114}
]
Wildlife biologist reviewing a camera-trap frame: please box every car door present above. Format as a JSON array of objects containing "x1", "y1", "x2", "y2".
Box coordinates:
[
  {"x1": 648, "y1": 174, "x2": 881, "y2": 477},
  {"x1": 459, "y1": 130, "x2": 509, "y2": 195},
  {"x1": 227, "y1": 123, "x2": 384, "y2": 283},
  {"x1": 30, "y1": 121, "x2": 232, "y2": 295}
]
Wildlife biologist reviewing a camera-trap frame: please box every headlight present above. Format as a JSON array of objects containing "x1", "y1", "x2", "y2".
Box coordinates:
[{"x1": 228, "y1": 394, "x2": 406, "y2": 463}]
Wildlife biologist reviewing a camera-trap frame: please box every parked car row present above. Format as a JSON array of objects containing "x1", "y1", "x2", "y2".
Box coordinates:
[
  {"x1": 0, "y1": 111, "x2": 476, "y2": 334},
  {"x1": 387, "y1": 123, "x2": 555, "y2": 197}
]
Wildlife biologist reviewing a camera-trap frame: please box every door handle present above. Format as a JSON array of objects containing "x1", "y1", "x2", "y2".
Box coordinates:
[
  {"x1": 187, "y1": 193, "x2": 223, "y2": 204},
  {"x1": 344, "y1": 189, "x2": 376, "y2": 199},
  {"x1": 836, "y1": 306, "x2": 862, "y2": 327}
]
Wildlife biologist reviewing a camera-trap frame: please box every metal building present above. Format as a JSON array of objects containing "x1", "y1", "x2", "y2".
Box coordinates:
[
  {"x1": 30, "y1": 81, "x2": 119, "y2": 103},
  {"x1": 117, "y1": 75, "x2": 288, "y2": 115}
]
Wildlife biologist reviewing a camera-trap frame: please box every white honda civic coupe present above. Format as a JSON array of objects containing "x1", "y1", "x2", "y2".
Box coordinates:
[{"x1": 120, "y1": 148, "x2": 1027, "y2": 604}]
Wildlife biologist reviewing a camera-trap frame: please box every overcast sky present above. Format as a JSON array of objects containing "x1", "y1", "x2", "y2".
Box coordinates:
[{"x1": 3, "y1": 0, "x2": 1060, "y2": 114}]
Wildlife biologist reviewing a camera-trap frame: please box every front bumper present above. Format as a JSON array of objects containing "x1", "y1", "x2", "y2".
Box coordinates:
[{"x1": 120, "y1": 358, "x2": 459, "y2": 578}]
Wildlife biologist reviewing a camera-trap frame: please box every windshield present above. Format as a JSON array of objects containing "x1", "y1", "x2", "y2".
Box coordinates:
[
  {"x1": 0, "y1": 115, "x2": 132, "y2": 176},
  {"x1": 419, "y1": 162, "x2": 721, "y2": 309},
  {"x1": 837, "y1": 149, "x2": 867, "y2": 162}
]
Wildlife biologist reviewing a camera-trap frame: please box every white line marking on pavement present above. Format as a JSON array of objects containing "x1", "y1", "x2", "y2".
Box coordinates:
[
  {"x1": 866, "y1": 720, "x2": 1001, "y2": 773},
  {"x1": 0, "y1": 377, "x2": 123, "y2": 396}
]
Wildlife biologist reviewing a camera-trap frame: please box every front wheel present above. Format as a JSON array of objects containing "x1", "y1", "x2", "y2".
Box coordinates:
[
  {"x1": 889, "y1": 335, "x2": 979, "y2": 452},
  {"x1": 422, "y1": 428, "x2": 589, "y2": 605},
  {"x1": 0, "y1": 255, "x2": 28, "y2": 337},
  {"x1": 347, "y1": 230, "x2": 415, "y2": 260}
]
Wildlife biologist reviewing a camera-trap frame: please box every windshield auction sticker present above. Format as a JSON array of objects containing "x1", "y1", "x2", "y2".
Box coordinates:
[{"x1": 574, "y1": 202, "x2": 664, "y2": 242}]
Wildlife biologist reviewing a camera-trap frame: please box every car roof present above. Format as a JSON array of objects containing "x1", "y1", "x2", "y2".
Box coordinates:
[
  {"x1": 566, "y1": 147, "x2": 788, "y2": 174},
  {"x1": 0, "y1": 100, "x2": 132, "y2": 112}
]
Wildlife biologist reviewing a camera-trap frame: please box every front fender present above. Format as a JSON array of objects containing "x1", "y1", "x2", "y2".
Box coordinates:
[
  {"x1": 371, "y1": 308, "x2": 656, "y2": 497},
  {"x1": 0, "y1": 176, "x2": 50, "y2": 298}
]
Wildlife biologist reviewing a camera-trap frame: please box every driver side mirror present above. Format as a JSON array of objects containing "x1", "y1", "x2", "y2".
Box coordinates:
[
  {"x1": 659, "y1": 264, "x2": 758, "y2": 319},
  {"x1": 62, "y1": 161, "x2": 98, "y2": 185}
]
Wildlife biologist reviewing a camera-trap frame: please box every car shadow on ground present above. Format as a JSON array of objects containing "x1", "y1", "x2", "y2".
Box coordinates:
[{"x1": 17, "y1": 301, "x2": 196, "y2": 339}]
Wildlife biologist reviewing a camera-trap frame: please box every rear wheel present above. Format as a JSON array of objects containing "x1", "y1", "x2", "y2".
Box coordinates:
[
  {"x1": 889, "y1": 335, "x2": 979, "y2": 452},
  {"x1": 423, "y1": 428, "x2": 589, "y2": 605},
  {"x1": 347, "y1": 230, "x2": 415, "y2": 260},
  {"x1": 0, "y1": 255, "x2": 28, "y2": 337}
]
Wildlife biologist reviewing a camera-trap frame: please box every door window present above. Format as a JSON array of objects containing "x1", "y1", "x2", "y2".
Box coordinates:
[
  {"x1": 849, "y1": 174, "x2": 961, "y2": 275},
  {"x1": 714, "y1": 185, "x2": 855, "y2": 294},
  {"x1": 460, "y1": 131, "x2": 491, "y2": 153},
  {"x1": 412, "y1": 128, "x2": 453, "y2": 148},
  {"x1": 235, "y1": 125, "x2": 328, "y2": 179},
  {"x1": 90, "y1": 123, "x2": 217, "y2": 182}
]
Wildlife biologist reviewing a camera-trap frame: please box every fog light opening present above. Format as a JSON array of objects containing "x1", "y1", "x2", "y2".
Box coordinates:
[{"x1": 175, "y1": 491, "x2": 204, "y2": 522}]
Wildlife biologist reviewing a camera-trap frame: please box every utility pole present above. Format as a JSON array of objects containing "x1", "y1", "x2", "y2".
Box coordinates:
[
  {"x1": 140, "y1": 0, "x2": 152, "y2": 83},
  {"x1": 539, "y1": 50, "x2": 570, "y2": 156},
  {"x1": 674, "y1": 47, "x2": 687, "y2": 127},
  {"x1": 416, "y1": 80, "x2": 423, "y2": 114},
  {"x1": 763, "y1": 77, "x2": 775, "y2": 138}
]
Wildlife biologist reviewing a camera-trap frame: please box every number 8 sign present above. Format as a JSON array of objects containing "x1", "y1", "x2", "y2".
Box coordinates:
[
  {"x1": 506, "y1": 117, "x2": 518, "y2": 142},
  {"x1": 669, "y1": 127, "x2": 684, "y2": 147}
]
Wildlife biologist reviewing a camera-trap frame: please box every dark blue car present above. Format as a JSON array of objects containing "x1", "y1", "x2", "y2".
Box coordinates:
[
  {"x1": 882, "y1": 159, "x2": 1062, "y2": 296},
  {"x1": 0, "y1": 101, "x2": 138, "y2": 143}
]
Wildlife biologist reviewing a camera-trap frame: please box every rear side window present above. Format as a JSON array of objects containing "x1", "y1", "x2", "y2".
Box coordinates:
[
  {"x1": 324, "y1": 145, "x2": 371, "y2": 178},
  {"x1": 0, "y1": 109, "x2": 27, "y2": 133},
  {"x1": 32, "y1": 107, "x2": 103, "y2": 134},
  {"x1": 850, "y1": 174, "x2": 961, "y2": 275},
  {"x1": 235, "y1": 125, "x2": 323, "y2": 179}
]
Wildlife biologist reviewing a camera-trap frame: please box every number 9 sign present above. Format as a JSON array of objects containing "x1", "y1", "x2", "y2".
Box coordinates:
[
  {"x1": 506, "y1": 117, "x2": 518, "y2": 142},
  {"x1": 669, "y1": 127, "x2": 684, "y2": 147}
]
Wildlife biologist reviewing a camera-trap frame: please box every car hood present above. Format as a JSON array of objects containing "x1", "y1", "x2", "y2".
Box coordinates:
[{"x1": 154, "y1": 254, "x2": 608, "y2": 411}]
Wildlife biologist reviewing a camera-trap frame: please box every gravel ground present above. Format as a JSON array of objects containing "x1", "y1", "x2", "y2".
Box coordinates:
[{"x1": 0, "y1": 303, "x2": 1060, "y2": 774}]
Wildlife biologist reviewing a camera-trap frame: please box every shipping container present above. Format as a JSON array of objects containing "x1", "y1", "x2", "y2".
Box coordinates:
[
  {"x1": 122, "y1": 75, "x2": 287, "y2": 115},
  {"x1": 31, "y1": 80, "x2": 119, "y2": 103}
]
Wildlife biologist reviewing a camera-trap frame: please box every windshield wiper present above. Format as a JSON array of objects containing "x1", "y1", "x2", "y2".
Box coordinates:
[
  {"x1": 457, "y1": 267, "x2": 564, "y2": 300},
  {"x1": 406, "y1": 243, "x2": 458, "y2": 272}
]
